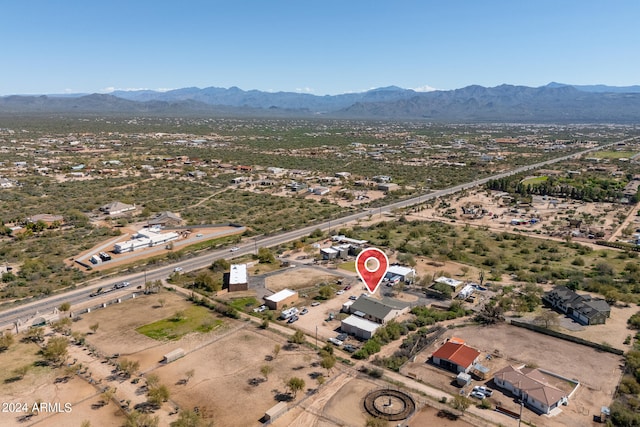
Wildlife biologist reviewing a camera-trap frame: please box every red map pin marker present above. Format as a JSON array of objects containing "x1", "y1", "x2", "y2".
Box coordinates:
[{"x1": 356, "y1": 247, "x2": 389, "y2": 294}]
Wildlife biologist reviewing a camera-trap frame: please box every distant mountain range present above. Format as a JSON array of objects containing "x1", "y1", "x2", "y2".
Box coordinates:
[{"x1": 1, "y1": 83, "x2": 640, "y2": 123}]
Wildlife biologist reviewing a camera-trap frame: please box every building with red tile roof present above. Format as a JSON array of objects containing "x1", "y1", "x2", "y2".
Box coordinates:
[{"x1": 431, "y1": 338, "x2": 481, "y2": 373}]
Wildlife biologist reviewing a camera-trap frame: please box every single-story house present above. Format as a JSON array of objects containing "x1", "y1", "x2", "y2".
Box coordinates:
[
  {"x1": 99, "y1": 201, "x2": 135, "y2": 216},
  {"x1": 493, "y1": 365, "x2": 568, "y2": 415},
  {"x1": 542, "y1": 286, "x2": 610, "y2": 325},
  {"x1": 347, "y1": 296, "x2": 410, "y2": 324},
  {"x1": 27, "y1": 214, "x2": 64, "y2": 226},
  {"x1": 147, "y1": 211, "x2": 183, "y2": 227},
  {"x1": 264, "y1": 289, "x2": 298, "y2": 310},
  {"x1": 434, "y1": 276, "x2": 464, "y2": 292},
  {"x1": 431, "y1": 338, "x2": 481, "y2": 374}
]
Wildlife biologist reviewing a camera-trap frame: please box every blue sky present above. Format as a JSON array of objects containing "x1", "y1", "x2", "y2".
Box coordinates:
[{"x1": 2, "y1": 1, "x2": 639, "y2": 95}]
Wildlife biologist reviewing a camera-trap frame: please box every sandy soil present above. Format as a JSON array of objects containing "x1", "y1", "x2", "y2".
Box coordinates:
[
  {"x1": 265, "y1": 268, "x2": 342, "y2": 292},
  {"x1": 401, "y1": 323, "x2": 624, "y2": 427}
]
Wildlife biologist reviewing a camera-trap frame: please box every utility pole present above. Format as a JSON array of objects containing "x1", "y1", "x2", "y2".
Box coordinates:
[{"x1": 315, "y1": 325, "x2": 318, "y2": 349}]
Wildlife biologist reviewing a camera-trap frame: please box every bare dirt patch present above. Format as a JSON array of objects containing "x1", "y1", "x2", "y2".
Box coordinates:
[{"x1": 265, "y1": 268, "x2": 341, "y2": 292}]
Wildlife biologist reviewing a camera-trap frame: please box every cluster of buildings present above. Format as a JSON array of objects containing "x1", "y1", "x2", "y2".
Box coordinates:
[
  {"x1": 430, "y1": 337, "x2": 575, "y2": 416},
  {"x1": 113, "y1": 228, "x2": 179, "y2": 253}
]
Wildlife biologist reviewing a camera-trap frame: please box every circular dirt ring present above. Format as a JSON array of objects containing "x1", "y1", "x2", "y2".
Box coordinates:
[{"x1": 363, "y1": 388, "x2": 416, "y2": 421}]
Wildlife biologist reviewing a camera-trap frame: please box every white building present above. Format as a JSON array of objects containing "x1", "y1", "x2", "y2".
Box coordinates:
[
  {"x1": 341, "y1": 314, "x2": 380, "y2": 339},
  {"x1": 113, "y1": 229, "x2": 178, "y2": 253}
]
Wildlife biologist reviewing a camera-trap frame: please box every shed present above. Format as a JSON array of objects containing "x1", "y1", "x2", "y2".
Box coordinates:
[
  {"x1": 264, "y1": 402, "x2": 288, "y2": 421},
  {"x1": 264, "y1": 289, "x2": 299, "y2": 310},
  {"x1": 163, "y1": 348, "x2": 185, "y2": 363},
  {"x1": 457, "y1": 372, "x2": 472, "y2": 386}
]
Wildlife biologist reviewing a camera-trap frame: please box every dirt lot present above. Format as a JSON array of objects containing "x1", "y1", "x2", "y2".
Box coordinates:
[
  {"x1": 0, "y1": 339, "x2": 126, "y2": 427},
  {"x1": 401, "y1": 323, "x2": 624, "y2": 427},
  {"x1": 265, "y1": 267, "x2": 344, "y2": 292}
]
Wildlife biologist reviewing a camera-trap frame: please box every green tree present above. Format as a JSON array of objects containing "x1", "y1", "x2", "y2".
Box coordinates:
[
  {"x1": 257, "y1": 247, "x2": 275, "y2": 264},
  {"x1": 51, "y1": 317, "x2": 72, "y2": 335},
  {"x1": 318, "y1": 285, "x2": 334, "y2": 300},
  {"x1": 42, "y1": 336, "x2": 69, "y2": 366},
  {"x1": 286, "y1": 377, "x2": 305, "y2": 398},
  {"x1": 169, "y1": 409, "x2": 213, "y2": 427},
  {"x1": 0, "y1": 332, "x2": 15, "y2": 352},
  {"x1": 170, "y1": 409, "x2": 212, "y2": 427},
  {"x1": 452, "y1": 395, "x2": 471, "y2": 413},
  {"x1": 58, "y1": 301, "x2": 71, "y2": 313},
  {"x1": 260, "y1": 365, "x2": 273, "y2": 380},
  {"x1": 320, "y1": 355, "x2": 336, "y2": 376},
  {"x1": 272, "y1": 344, "x2": 281, "y2": 359},
  {"x1": 23, "y1": 327, "x2": 44, "y2": 343},
  {"x1": 290, "y1": 330, "x2": 306, "y2": 344},
  {"x1": 210, "y1": 258, "x2": 230, "y2": 272},
  {"x1": 13, "y1": 364, "x2": 30, "y2": 380},
  {"x1": 118, "y1": 359, "x2": 140, "y2": 378},
  {"x1": 184, "y1": 369, "x2": 195, "y2": 384},
  {"x1": 146, "y1": 373, "x2": 160, "y2": 388},
  {"x1": 148, "y1": 384, "x2": 170, "y2": 407},
  {"x1": 365, "y1": 417, "x2": 388, "y2": 427},
  {"x1": 124, "y1": 410, "x2": 160, "y2": 427},
  {"x1": 534, "y1": 311, "x2": 560, "y2": 329}
]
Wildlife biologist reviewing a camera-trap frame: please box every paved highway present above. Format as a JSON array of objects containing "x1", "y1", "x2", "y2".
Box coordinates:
[{"x1": 0, "y1": 139, "x2": 629, "y2": 330}]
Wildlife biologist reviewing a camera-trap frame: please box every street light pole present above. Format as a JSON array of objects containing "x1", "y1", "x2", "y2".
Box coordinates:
[{"x1": 518, "y1": 399, "x2": 524, "y2": 427}]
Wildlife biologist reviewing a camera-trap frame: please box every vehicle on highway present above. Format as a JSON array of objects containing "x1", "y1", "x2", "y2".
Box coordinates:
[
  {"x1": 113, "y1": 281, "x2": 130, "y2": 289},
  {"x1": 89, "y1": 287, "x2": 104, "y2": 297},
  {"x1": 230, "y1": 247, "x2": 239, "y2": 252},
  {"x1": 173, "y1": 267, "x2": 183, "y2": 272},
  {"x1": 328, "y1": 337, "x2": 343, "y2": 346}
]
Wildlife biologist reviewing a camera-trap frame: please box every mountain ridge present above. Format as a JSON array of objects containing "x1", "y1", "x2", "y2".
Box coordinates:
[{"x1": 1, "y1": 83, "x2": 640, "y2": 122}]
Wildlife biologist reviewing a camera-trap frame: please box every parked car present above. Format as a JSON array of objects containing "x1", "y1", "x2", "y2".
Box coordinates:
[
  {"x1": 470, "y1": 390, "x2": 486, "y2": 399},
  {"x1": 343, "y1": 344, "x2": 357, "y2": 353},
  {"x1": 253, "y1": 305, "x2": 267, "y2": 313},
  {"x1": 473, "y1": 386, "x2": 492, "y2": 397},
  {"x1": 344, "y1": 285, "x2": 351, "y2": 291},
  {"x1": 336, "y1": 290, "x2": 345, "y2": 295},
  {"x1": 300, "y1": 308, "x2": 308, "y2": 315},
  {"x1": 336, "y1": 333, "x2": 348, "y2": 341},
  {"x1": 349, "y1": 295, "x2": 357, "y2": 300},
  {"x1": 311, "y1": 301, "x2": 321, "y2": 307},
  {"x1": 328, "y1": 337, "x2": 343, "y2": 346},
  {"x1": 287, "y1": 315, "x2": 299, "y2": 324}
]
